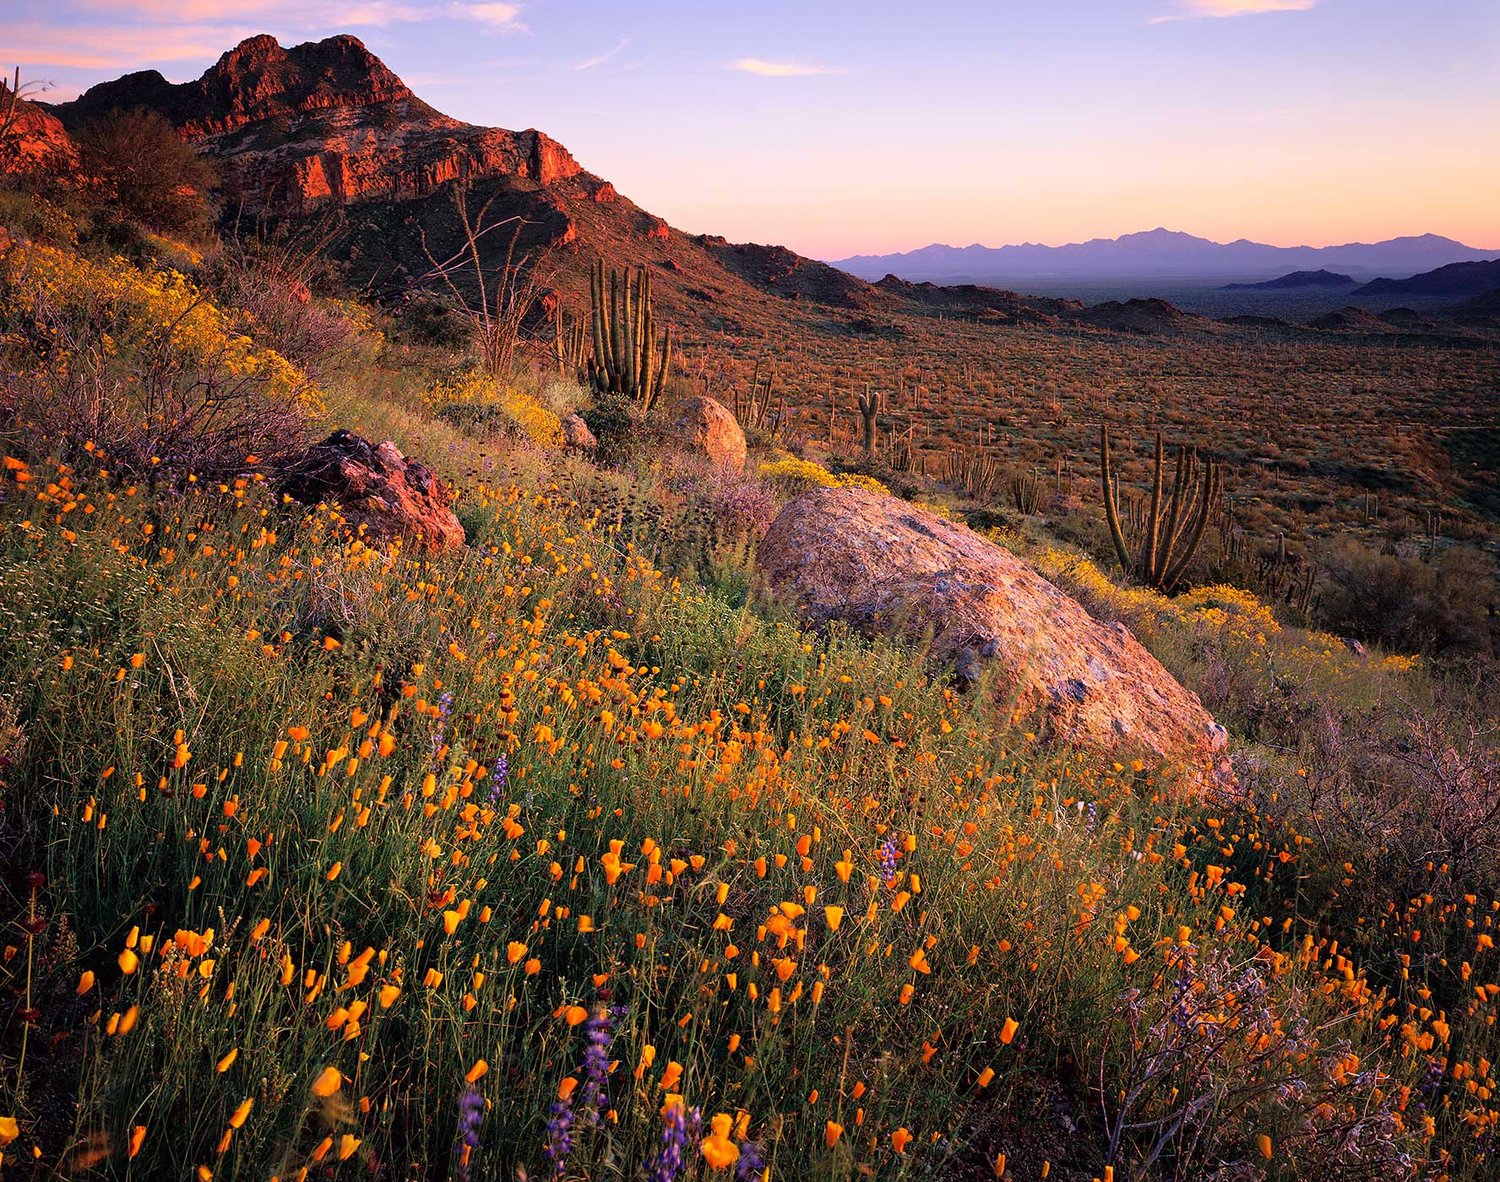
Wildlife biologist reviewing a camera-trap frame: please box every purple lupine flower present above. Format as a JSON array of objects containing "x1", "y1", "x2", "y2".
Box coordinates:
[
  {"x1": 736, "y1": 1140, "x2": 765, "y2": 1182},
  {"x1": 454, "y1": 1086, "x2": 485, "y2": 1182},
  {"x1": 487, "y1": 753, "x2": 508, "y2": 805},
  {"x1": 579, "y1": 1003, "x2": 614, "y2": 1123},
  {"x1": 646, "y1": 1101, "x2": 698, "y2": 1182},
  {"x1": 545, "y1": 1095, "x2": 576, "y2": 1178},
  {"x1": 878, "y1": 834, "x2": 899, "y2": 886}
]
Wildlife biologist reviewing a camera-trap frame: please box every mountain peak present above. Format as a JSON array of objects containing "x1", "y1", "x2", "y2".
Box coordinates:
[{"x1": 54, "y1": 33, "x2": 583, "y2": 213}]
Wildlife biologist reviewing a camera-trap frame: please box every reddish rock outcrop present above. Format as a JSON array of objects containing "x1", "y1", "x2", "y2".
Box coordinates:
[
  {"x1": 55, "y1": 35, "x2": 582, "y2": 215},
  {"x1": 757, "y1": 488, "x2": 1231, "y2": 790},
  {"x1": 669, "y1": 396, "x2": 747, "y2": 473},
  {"x1": 2, "y1": 82, "x2": 79, "y2": 177},
  {"x1": 280, "y1": 429, "x2": 465, "y2": 553}
]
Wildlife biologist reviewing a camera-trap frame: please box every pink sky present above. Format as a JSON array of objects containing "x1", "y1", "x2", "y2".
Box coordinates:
[{"x1": 6, "y1": 0, "x2": 1498, "y2": 256}]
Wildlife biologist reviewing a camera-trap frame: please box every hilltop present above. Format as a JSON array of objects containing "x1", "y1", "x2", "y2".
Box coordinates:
[{"x1": 1222, "y1": 269, "x2": 1355, "y2": 290}]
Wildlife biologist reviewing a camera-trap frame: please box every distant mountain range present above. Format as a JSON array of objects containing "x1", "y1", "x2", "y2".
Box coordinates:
[{"x1": 832, "y1": 229, "x2": 1500, "y2": 283}]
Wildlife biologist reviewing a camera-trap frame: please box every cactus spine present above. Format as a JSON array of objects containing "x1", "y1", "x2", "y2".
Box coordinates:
[
  {"x1": 1100, "y1": 424, "x2": 1220, "y2": 594},
  {"x1": 585, "y1": 260, "x2": 672, "y2": 415}
]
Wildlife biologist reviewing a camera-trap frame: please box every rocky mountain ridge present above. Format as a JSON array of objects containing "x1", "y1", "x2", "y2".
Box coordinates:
[{"x1": 53, "y1": 34, "x2": 585, "y2": 214}]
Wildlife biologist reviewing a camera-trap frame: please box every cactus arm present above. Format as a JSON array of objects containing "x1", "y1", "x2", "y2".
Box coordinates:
[
  {"x1": 1154, "y1": 445, "x2": 1190, "y2": 585},
  {"x1": 1139, "y1": 431, "x2": 1165, "y2": 580},
  {"x1": 1100, "y1": 424, "x2": 1135, "y2": 579},
  {"x1": 1162, "y1": 458, "x2": 1220, "y2": 593}
]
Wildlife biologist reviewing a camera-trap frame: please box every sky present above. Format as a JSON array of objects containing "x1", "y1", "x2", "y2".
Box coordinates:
[{"x1": 4, "y1": 0, "x2": 1498, "y2": 259}]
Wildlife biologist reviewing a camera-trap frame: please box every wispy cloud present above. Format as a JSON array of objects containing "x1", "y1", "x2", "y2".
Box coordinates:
[
  {"x1": 75, "y1": 0, "x2": 423, "y2": 23},
  {"x1": 730, "y1": 57, "x2": 847, "y2": 78},
  {"x1": 1151, "y1": 0, "x2": 1316, "y2": 22},
  {"x1": 575, "y1": 37, "x2": 630, "y2": 71},
  {"x1": 5, "y1": 21, "x2": 249, "y2": 68},
  {"x1": 461, "y1": 2, "x2": 525, "y2": 30}
]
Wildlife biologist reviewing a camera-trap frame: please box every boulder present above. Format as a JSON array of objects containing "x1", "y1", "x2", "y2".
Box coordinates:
[
  {"x1": 669, "y1": 396, "x2": 747, "y2": 473},
  {"x1": 280, "y1": 429, "x2": 465, "y2": 553},
  {"x1": 757, "y1": 487, "x2": 1230, "y2": 790},
  {"x1": 560, "y1": 412, "x2": 597, "y2": 452}
]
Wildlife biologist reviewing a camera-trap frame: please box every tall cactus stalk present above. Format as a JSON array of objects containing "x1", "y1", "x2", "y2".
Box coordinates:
[
  {"x1": 554, "y1": 311, "x2": 587, "y2": 377},
  {"x1": 1100, "y1": 424, "x2": 1220, "y2": 594},
  {"x1": 857, "y1": 385, "x2": 880, "y2": 455},
  {"x1": 585, "y1": 259, "x2": 672, "y2": 415}
]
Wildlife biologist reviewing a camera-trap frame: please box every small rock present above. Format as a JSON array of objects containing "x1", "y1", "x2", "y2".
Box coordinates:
[
  {"x1": 280, "y1": 429, "x2": 465, "y2": 553},
  {"x1": 561, "y1": 413, "x2": 597, "y2": 452}
]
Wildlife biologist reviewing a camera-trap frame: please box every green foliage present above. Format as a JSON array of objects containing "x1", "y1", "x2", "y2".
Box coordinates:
[{"x1": 75, "y1": 107, "x2": 218, "y2": 237}]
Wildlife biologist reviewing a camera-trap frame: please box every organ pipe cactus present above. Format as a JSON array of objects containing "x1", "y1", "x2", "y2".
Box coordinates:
[
  {"x1": 1100, "y1": 424, "x2": 1221, "y2": 594},
  {"x1": 585, "y1": 259, "x2": 672, "y2": 416}
]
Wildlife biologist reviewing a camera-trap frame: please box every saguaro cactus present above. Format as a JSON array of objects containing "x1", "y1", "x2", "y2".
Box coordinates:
[
  {"x1": 857, "y1": 385, "x2": 880, "y2": 455},
  {"x1": 585, "y1": 259, "x2": 672, "y2": 415},
  {"x1": 1100, "y1": 424, "x2": 1220, "y2": 594}
]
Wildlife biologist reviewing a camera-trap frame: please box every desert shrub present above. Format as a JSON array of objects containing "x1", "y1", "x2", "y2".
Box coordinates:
[
  {"x1": 759, "y1": 452, "x2": 889, "y2": 496},
  {"x1": 0, "y1": 191, "x2": 79, "y2": 247},
  {"x1": 204, "y1": 222, "x2": 375, "y2": 379},
  {"x1": 75, "y1": 107, "x2": 217, "y2": 237},
  {"x1": 579, "y1": 391, "x2": 642, "y2": 463},
  {"x1": 426, "y1": 369, "x2": 562, "y2": 447},
  {"x1": 0, "y1": 243, "x2": 320, "y2": 476},
  {"x1": 398, "y1": 294, "x2": 469, "y2": 348},
  {"x1": 1316, "y1": 537, "x2": 1497, "y2": 656}
]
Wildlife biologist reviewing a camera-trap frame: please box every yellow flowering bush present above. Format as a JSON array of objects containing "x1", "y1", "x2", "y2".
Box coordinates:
[
  {"x1": 759, "y1": 452, "x2": 890, "y2": 496},
  {"x1": 1, "y1": 243, "x2": 320, "y2": 474},
  {"x1": 426, "y1": 371, "x2": 563, "y2": 447}
]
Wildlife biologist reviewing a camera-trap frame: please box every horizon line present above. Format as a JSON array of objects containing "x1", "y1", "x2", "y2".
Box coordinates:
[{"x1": 823, "y1": 227, "x2": 1500, "y2": 261}]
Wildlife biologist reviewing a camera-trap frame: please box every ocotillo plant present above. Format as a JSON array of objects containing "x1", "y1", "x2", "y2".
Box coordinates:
[
  {"x1": 1100, "y1": 424, "x2": 1221, "y2": 594},
  {"x1": 585, "y1": 259, "x2": 672, "y2": 415},
  {"x1": 857, "y1": 385, "x2": 880, "y2": 455}
]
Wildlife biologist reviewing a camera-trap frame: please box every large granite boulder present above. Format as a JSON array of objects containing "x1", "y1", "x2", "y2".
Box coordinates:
[{"x1": 757, "y1": 487, "x2": 1230, "y2": 790}]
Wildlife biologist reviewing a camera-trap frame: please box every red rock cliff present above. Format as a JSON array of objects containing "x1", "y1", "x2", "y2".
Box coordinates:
[{"x1": 56, "y1": 34, "x2": 584, "y2": 215}]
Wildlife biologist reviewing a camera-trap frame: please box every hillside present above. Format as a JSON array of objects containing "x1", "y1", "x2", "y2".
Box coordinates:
[
  {"x1": 5, "y1": 25, "x2": 1500, "y2": 1182},
  {"x1": 1353, "y1": 258, "x2": 1500, "y2": 299},
  {"x1": 1222, "y1": 269, "x2": 1354, "y2": 290}
]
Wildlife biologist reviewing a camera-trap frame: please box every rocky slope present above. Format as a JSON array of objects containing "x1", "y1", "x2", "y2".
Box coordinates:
[{"x1": 2, "y1": 80, "x2": 78, "y2": 176}]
